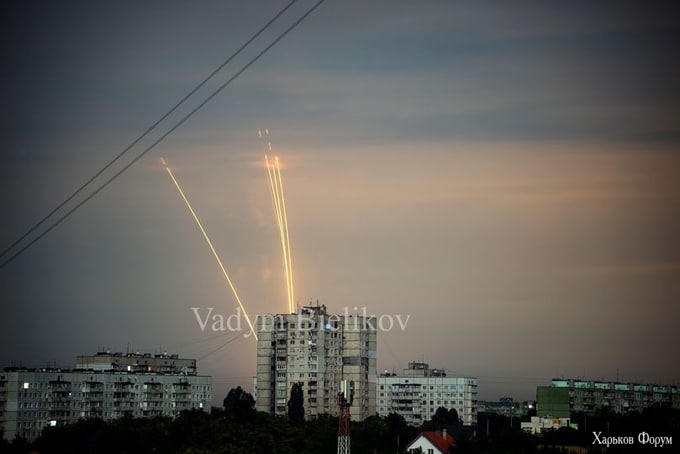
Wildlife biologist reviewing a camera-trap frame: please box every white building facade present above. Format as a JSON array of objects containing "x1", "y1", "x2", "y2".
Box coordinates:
[
  {"x1": 255, "y1": 305, "x2": 377, "y2": 421},
  {"x1": 1, "y1": 352, "x2": 211, "y2": 442},
  {"x1": 377, "y1": 362, "x2": 477, "y2": 426}
]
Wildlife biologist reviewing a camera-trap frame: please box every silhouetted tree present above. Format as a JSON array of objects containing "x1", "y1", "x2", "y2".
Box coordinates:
[
  {"x1": 223, "y1": 386, "x2": 255, "y2": 418},
  {"x1": 288, "y1": 382, "x2": 305, "y2": 423},
  {"x1": 287, "y1": 382, "x2": 304, "y2": 424},
  {"x1": 423, "y1": 407, "x2": 460, "y2": 433},
  {"x1": 23, "y1": 398, "x2": 673, "y2": 454}
]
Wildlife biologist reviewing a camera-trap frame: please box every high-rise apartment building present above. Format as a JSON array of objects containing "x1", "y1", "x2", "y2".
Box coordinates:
[
  {"x1": 377, "y1": 362, "x2": 478, "y2": 426},
  {"x1": 0, "y1": 352, "x2": 211, "y2": 442},
  {"x1": 255, "y1": 305, "x2": 376, "y2": 421}
]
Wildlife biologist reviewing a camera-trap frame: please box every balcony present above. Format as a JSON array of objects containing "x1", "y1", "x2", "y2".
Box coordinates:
[
  {"x1": 48, "y1": 402, "x2": 71, "y2": 412},
  {"x1": 113, "y1": 392, "x2": 133, "y2": 400}
]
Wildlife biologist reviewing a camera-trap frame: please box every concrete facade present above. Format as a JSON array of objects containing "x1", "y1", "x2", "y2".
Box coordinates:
[
  {"x1": 538, "y1": 378, "x2": 680, "y2": 417},
  {"x1": 377, "y1": 362, "x2": 478, "y2": 426},
  {"x1": 76, "y1": 351, "x2": 196, "y2": 375},
  {"x1": 255, "y1": 305, "x2": 376, "y2": 421},
  {"x1": 0, "y1": 353, "x2": 211, "y2": 442}
]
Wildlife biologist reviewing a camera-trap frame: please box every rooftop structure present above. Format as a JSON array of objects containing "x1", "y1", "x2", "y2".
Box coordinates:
[{"x1": 76, "y1": 351, "x2": 196, "y2": 375}]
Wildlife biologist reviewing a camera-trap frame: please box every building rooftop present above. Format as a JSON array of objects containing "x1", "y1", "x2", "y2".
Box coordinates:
[{"x1": 3, "y1": 351, "x2": 199, "y2": 376}]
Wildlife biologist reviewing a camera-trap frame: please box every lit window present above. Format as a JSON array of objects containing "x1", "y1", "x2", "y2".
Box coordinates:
[{"x1": 23, "y1": 382, "x2": 29, "y2": 389}]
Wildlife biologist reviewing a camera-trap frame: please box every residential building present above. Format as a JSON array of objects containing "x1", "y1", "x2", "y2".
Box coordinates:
[
  {"x1": 377, "y1": 362, "x2": 478, "y2": 426},
  {"x1": 536, "y1": 386, "x2": 570, "y2": 418},
  {"x1": 255, "y1": 305, "x2": 377, "y2": 421},
  {"x1": 521, "y1": 416, "x2": 575, "y2": 434},
  {"x1": 0, "y1": 352, "x2": 211, "y2": 442},
  {"x1": 537, "y1": 378, "x2": 680, "y2": 417},
  {"x1": 406, "y1": 429, "x2": 455, "y2": 454},
  {"x1": 479, "y1": 397, "x2": 528, "y2": 418},
  {"x1": 76, "y1": 351, "x2": 196, "y2": 375}
]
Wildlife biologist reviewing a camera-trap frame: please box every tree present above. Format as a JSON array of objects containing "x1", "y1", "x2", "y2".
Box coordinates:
[
  {"x1": 288, "y1": 382, "x2": 304, "y2": 423},
  {"x1": 223, "y1": 386, "x2": 255, "y2": 418},
  {"x1": 433, "y1": 407, "x2": 459, "y2": 428},
  {"x1": 423, "y1": 407, "x2": 460, "y2": 433}
]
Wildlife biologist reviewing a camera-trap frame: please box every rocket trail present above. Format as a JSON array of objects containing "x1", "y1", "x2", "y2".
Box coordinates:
[
  {"x1": 274, "y1": 156, "x2": 294, "y2": 314},
  {"x1": 265, "y1": 154, "x2": 294, "y2": 314},
  {"x1": 260, "y1": 129, "x2": 295, "y2": 314},
  {"x1": 161, "y1": 158, "x2": 258, "y2": 340}
]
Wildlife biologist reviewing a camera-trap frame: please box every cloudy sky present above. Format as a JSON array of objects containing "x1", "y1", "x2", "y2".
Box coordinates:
[{"x1": 2, "y1": 1, "x2": 679, "y2": 402}]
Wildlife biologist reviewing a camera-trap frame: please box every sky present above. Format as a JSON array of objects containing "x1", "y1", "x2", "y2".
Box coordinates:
[{"x1": 1, "y1": 0, "x2": 679, "y2": 404}]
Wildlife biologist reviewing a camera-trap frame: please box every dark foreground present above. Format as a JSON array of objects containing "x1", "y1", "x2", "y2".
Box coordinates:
[{"x1": 2, "y1": 406, "x2": 678, "y2": 453}]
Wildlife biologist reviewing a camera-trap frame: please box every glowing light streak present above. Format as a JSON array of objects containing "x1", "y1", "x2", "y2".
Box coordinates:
[
  {"x1": 260, "y1": 129, "x2": 295, "y2": 314},
  {"x1": 265, "y1": 154, "x2": 294, "y2": 314},
  {"x1": 161, "y1": 158, "x2": 257, "y2": 340},
  {"x1": 274, "y1": 156, "x2": 294, "y2": 314}
]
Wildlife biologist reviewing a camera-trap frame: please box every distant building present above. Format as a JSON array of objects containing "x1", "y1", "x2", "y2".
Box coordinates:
[
  {"x1": 255, "y1": 305, "x2": 377, "y2": 421},
  {"x1": 537, "y1": 378, "x2": 680, "y2": 417},
  {"x1": 377, "y1": 362, "x2": 478, "y2": 426},
  {"x1": 536, "y1": 386, "x2": 570, "y2": 418},
  {"x1": 520, "y1": 416, "x2": 575, "y2": 434},
  {"x1": 0, "y1": 352, "x2": 211, "y2": 442},
  {"x1": 76, "y1": 351, "x2": 196, "y2": 375},
  {"x1": 479, "y1": 397, "x2": 528, "y2": 418},
  {"x1": 406, "y1": 428, "x2": 455, "y2": 453}
]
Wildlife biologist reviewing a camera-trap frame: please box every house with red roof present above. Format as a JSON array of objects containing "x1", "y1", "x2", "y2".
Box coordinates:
[{"x1": 406, "y1": 428, "x2": 455, "y2": 453}]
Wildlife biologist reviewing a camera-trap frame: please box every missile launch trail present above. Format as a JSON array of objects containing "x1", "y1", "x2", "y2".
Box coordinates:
[
  {"x1": 274, "y1": 156, "x2": 294, "y2": 314},
  {"x1": 260, "y1": 129, "x2": 295, "y2": 314},
  {"x1": 265, "y1": 154, "x2": 295, "y2": 314},
  {"x1": 161, "y1": 157, "x2": 258, "y2": 340}
]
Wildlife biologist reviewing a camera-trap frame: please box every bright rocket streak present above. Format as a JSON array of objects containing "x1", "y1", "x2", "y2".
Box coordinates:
[
  {"x1": 265, "y1": 155, "x2": 290, "y2": 313},
  {"x1": 161, "y1": 158, "x2": 258, "y2": 340},
  {"x1": 265, "y1": 152, "x2": 295, "y2": 314},
  {"x1": 260, "y1": 129, "x2": 295, "y2": 314},
  {"x1": 274, "y1": 156, "x2": 294, "y2": 314}
]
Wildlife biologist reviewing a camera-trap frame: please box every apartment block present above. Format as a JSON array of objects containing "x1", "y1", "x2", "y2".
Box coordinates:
[
  {"x1": 255, "y1": 305, "x2": 376, "y2": 421},
  {"x1": 377, "y1": 362, "x2": 478, "y2": 426},
  {"x1": 0, "y1": 352, "x2": 211, "y2": 442},
  {"x1": 537, "y1": 378, "x2": 680, "y2": 417}
]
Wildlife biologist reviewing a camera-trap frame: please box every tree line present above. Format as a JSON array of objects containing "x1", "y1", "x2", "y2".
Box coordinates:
[{"x1": 2, "y1": 387, "x2": 678, "y2": 453}]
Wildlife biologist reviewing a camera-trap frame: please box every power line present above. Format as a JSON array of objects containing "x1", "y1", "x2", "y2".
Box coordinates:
[
  {"x1": 0, "y1": 0, "x2": 327, "y2": 270},
  {"x1": 162, "y1": 328, "x2": 243, "y2": 351},
  {"x1": 0, "y1": 0, "x2": 299, "y2": 262},
  {"x1": 197, "y1": 331, "x2": 245, "y2": 361}
]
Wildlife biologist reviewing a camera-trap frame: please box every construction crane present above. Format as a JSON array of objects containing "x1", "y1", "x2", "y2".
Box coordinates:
[{"x1": 337, "y1": 380, "x2": 354, "y2": 454}]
